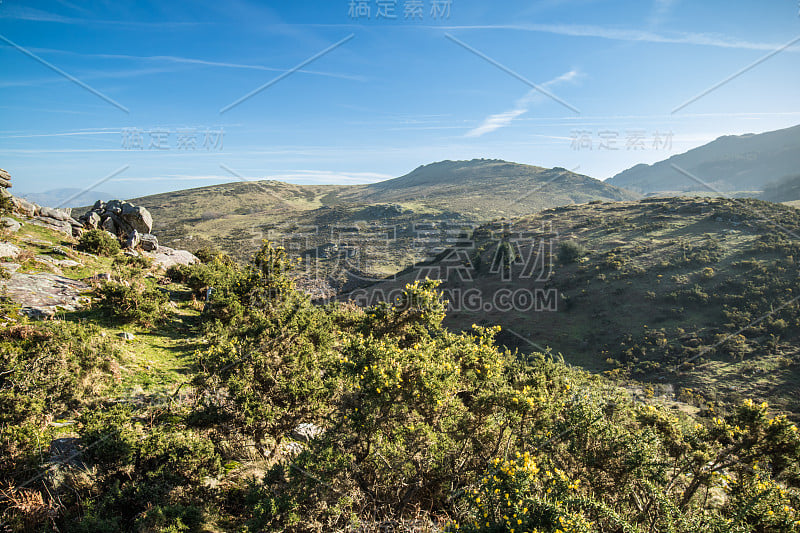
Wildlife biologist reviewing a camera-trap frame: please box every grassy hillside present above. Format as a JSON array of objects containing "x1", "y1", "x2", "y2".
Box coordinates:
[
  {"x1": 128, "y1": 160, "x2": 637, "y2": 274},
  {"x1": 3, "y1": 222, "x2": 799, "y2": 531},
  {"x1": 606, "y1": 124, "x2": 800, "y2": 195},
  {"x1": 350, "y1": 197, "x2": 800, "y2": 416}
]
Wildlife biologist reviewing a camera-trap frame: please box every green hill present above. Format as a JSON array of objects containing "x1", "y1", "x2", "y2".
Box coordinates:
[
  {"x1": 129, "y1": 159, "x2": 637, "y2": 269},
  {"x1": 350, "y1": 196, "x2": 800, "y2": 416}
]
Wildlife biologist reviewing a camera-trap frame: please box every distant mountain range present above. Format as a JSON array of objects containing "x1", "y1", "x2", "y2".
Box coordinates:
[
  {"x1": 606, "y1": 124, "x2": 800, "y2": 195},
  {"x1": 19, "y1": 188, "x2": 115, "y2": 209}
]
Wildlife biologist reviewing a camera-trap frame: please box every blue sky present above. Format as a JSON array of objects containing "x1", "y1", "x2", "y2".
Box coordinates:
[{"x1": 1, "y1": 0, "x2": 798, "y2": 199}]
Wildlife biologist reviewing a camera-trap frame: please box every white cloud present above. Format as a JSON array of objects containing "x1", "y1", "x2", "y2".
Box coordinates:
[
  {"x1": 440, "y1": 23, "x2": 799, "y2": 53},
  {"x1": 465, "y1": 69, "x2": 581, "y2": 138}
]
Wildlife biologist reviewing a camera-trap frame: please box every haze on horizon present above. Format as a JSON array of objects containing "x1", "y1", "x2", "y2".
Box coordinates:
[{"x1": 1, "y1": 0, "x2": 798, "y2": 199}]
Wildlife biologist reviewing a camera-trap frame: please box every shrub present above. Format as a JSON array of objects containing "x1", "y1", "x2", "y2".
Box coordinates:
[
  {"x1": 78, "y1": 229, "x2": 120, "y2": 256},
  {"x1": 558, "y1": 240, "x2": 587, "y2": 263},
  {"x1": 93, "y1": 281, "x2": 170, "y2": 327}
]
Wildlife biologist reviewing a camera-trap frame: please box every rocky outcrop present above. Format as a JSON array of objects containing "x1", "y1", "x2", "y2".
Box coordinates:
[
  {"x1": 0, "y1": 168, "x2": 11, "y2": 197},
  {"x1": 79, "y1": 200, "x2": 157, "y2": 250},
  {"x1": 81, "y1": 200, "x2": 153, "y2": 235},
  {"x1": 1, "y1": 169, "x2": 82, "y2": 237}
]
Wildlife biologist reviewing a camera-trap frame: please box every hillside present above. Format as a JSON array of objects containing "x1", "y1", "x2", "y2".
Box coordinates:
[
  {"x1": 607, "y1": 124, "x2": 800, "y2": 195},
  {"x1": 3, "y1": 206, "x2": 799, "y2": 531},
  {"x1": 128, "y1": 160, "x2": 637, "y2": 292},
  {"x1": 349, "y1": 196, "x2": 800, "y2": 416}
]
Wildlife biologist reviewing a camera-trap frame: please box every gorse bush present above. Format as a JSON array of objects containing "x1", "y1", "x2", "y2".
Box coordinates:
[
  {"x1": 3, "y1": 240, "x2": 800, "y2": 532},
  {"x1": 78, "y1": 228, "x2": 120, "y2": 256},
  {"x1": 93, "y1": 280, "x2": 170, "y2": 327},
  {"x1": 558, "y1": 240, "x2": 587, "y2": 264}
]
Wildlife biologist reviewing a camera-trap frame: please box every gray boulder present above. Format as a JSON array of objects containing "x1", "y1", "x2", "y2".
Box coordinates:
[
  {"x1": 101, "y1": 216, "x2": 117, "y2": 235},
  {"x1": 0, "y1": 241, "x2": 21, "y2": 259},
  {"x1": 85, "y1": 211, "x2": 102, "y2": 229},
  {"x1": 39, "y1": 206, "x2": 72, "y2": 222},
  {"x1": 144, "y1": 246, "x2": 199, "y2": 269},
  {"x1": 140, "y1": 233, "x2": 158, "y2": 252},
  {"x1": 106, "y1": 199, "x2": 123, "y2": 214},
  {"x1": 120, "y1": 205, "x2": 153, "y2": 234}
]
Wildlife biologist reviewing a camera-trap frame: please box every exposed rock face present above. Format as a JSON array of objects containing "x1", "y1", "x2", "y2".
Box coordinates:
[{"x1": 1, "y1": 271, "x2": 90, "y2": 318}]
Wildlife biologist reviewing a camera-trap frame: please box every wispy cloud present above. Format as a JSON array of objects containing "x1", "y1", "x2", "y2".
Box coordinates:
[
  {"x1": 466, "y1": 70, "x2": 581, "y2": 138},
  {"x1": 439, "y1": 23, "x2": 800, "y2": 53},
  {"x1": 21, "y1": 48, "x2": 367, "y2": 83},
  {"x1": 0, "y1": 5, "x2": 204, "y2": 28}
]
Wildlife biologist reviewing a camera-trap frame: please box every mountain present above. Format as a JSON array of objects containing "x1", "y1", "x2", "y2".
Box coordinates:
[
  {"x1": 340, "y1": 159, "x2": 636, "y2": 216},
  {"x1": 128, "y1": 160, "x2": 638, "y2": 282},
  {"x1": 760, "y1": 173, "x2": 800, "y2": 203},
  {"x1": 606, "y1": 124, "x2": 800, "y2": 195},
  {"x1": 19, "y1": 188, "x2": 115, "y2": 208},
  {"x1": 349, "y1": 196, "x2": 800, "y2": 415}
]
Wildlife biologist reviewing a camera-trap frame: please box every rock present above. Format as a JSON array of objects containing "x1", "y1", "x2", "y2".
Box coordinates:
[
  {"x1": 1, "y1": 271, "x2": 90, "y2": 318},
  {"x1": 123, "y1": 250, "x2": 138, "y2": 258},
  {"x1": 140, "y1": 233, "x2": 158, "y2": 252},
  {"x1": 85, "y1": 273, "x2": 112, "y2": 283},
  {"x1": 39, "y1": 206, "x2": 72, "y2": 222},
  {"x1": 92, "y1": 200, "x2": 105, "y2": 211},
  {"x1": 0, "y1": 188, "x2": 10, "y2": 198},
  {"x1": 125, "y1": 229, "x2": 140, "y2": 249},
  {"x1": 0, "y1": 168, "x2": 10, "y2": 182},
  {"x1": 143, "y1": 246, "x2": 199, "y2": 269},
  {"x1": 0, "y1": 241, "x2": 21, "y2": 259},
  {"x1": 11, "y1": 197, "x2": 37, "y2": 217},
  {"x1": 0, "y1": 262, "x2": 20, "y2": 274},
  {"x1": 85, "y1": 211, "x2": 102, "y2": 229},
  {"x1": 291, "y1": 423, "x2": 324, "y2": 442},
  {"x1": 32, "y1": 217, "x2": 73, "y2": 236},
  {"x1": 0, "y1": 178, "x2": 11, "y2": 189},
  {"x1": 1, "y1": 217, "x2": 21, "y2": 233},
  {"x1": 57, "y1": 259, "x2": 80, "y2": 268},
  {"x1": 71, "y1": 226, "x2": 84, "y2": 238},
  {"x1": 119, "y1": 205, "x2": 153, "y2": 234},
  {"x1": 106, "y1": 199, "x2": 123, "y2": 214},
  {"x1": 119, "y1": 332, "x2": 135, "y2": 341},
  {"x1": 101, "y1": 216, "x2": 118, "y2": 235}
]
